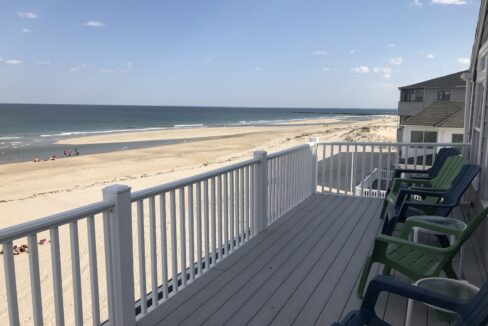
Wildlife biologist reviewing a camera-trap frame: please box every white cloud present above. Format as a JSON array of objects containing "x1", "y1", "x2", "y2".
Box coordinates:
[
  {"x1": 350, "y1": 66, "x2": 370, "y2": 74},
  {"x1": 22, "y1": 28, "x2": 31, "y2": 33},
  {"x1": 254, "y1": 67, "x2": 262, "y2": 71},
  {"x1": 411, "y1": 0, "x2": 423, "y2": 7},
  {"x1": 5, "y1": 59, "x2": 22, "y2": 65},
  {"x1": 386, "y1": 43, "x2": 396, "y2": 48},
  {"x1": 426, "y1": 53, "x2": 435, "y2": 59},
  {"x1": 70, "y1": 64, "x2": 87, "y2": 72},
  {"x1": 322, "y1": 67, "x2": 330, "y2": 72},
  {"x1": 457, "y1": 57, "x2": 470, "y2": 66},
  {"x1": 374, "y1": 67, "x2": 393, "y2": 79},
  {"x1": 0, "y1": 58, "x2": 3, "y2": 62},
  {"x1": 432, "y1": 0, "x2": 467, "y2": 4},
  {"x1": 349, "y1": 50, "x2": 361, "y2": 55},
  {"x1": 17, "y1": 12, "x2": 38, "y2": 19},
  {"x1": 313, "y1": 50, "x2": 330, "y2": 55},
  {"x1": 36, "y1": 60, "x2": 50, "y2": 65},
  {"x1": 389, "y1": 57, "x2": 403, "y2": 65},
  {"x1": 83, "y1": 20, "x2": 105, "y2": 27}
]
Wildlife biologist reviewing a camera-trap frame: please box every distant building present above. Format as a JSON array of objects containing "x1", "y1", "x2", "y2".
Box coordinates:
[{"x1": 397, "y1": 71, "x2": 467, "y2": 143}]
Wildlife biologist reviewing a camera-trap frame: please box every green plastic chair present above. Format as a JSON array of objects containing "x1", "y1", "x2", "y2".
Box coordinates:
[
  {"x1": 357, "y1": 206, "x2": 488, "y2": 298},
  {"x1": 379, "y1": 156, "x2": 467, "y2": 219}
]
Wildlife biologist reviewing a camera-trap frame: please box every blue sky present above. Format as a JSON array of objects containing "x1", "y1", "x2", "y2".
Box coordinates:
[{"x1": 0, "y1": 0, "x2": 480, "y2": 108}]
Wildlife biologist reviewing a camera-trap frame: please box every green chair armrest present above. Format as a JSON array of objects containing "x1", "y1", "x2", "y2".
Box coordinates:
[
  {"x1": 375, "y1": 234, "x2": 449, "y2": 254},
  {"x1": 400, "y1": 218, "x2": 463, "y2": 239}
]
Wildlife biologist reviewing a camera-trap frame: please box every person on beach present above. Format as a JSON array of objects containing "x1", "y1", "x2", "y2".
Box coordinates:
[{"x1": 75, "y1": 148, "x2": 79, "y2": 155}]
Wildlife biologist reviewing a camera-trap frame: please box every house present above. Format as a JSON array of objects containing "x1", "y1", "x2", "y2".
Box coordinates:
[
  {"x1": 397, "y1": 71, "x2": 467, "y2": 142},
  {"x1": 464, "y1": 0, "x2": 488, "y2": 262}
]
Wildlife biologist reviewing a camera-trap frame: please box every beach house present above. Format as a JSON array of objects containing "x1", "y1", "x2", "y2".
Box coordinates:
[
  {"x1": 3, "y1": 3, "x2": 488, "y2": 326},
  {"x1": 397, "y1": 71, "x2": 467, "y2": 143}
]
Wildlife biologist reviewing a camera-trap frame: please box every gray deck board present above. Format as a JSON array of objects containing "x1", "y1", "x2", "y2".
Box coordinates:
[{"x1": 151, "y1": 194, "x2": 486, "y2": 326}]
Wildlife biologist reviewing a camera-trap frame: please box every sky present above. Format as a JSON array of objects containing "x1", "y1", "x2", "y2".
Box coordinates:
[{"x1": 0, "y1": 0, "x2": 481, "y2": 108}]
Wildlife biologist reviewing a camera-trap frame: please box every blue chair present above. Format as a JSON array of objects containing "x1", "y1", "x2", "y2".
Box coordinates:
[
  {"x1": 382, "y1": 164, "x2": 480, "y2": 237},
  {"x1": 392, "y1": 147, "x2": 460, "y2": 180},
  {"x1": 333, "y1": 275, "x2": 488, "y2": 326}
]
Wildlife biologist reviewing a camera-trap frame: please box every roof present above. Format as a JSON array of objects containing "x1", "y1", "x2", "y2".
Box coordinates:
[
  {"x1": 404, "y1": 101, "x2": 464, "y2": 128},
  {"x1": 399, "y1": 71, "x2": 468, "y2": 89}
]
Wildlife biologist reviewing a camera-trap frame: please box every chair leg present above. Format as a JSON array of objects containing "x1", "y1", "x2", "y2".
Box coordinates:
[
  {"x1": 356, "y1": 256, "x2": 374, "y2": 299},
  {"x1": 382, "y1": 265, "x2": 392, "y2": 276},
  {"x1": 385, "y1": 216, "x2": 398, "y2": 235},
  {"x1": 379, "y1": 200, "x2": 389, "y2": 219}
]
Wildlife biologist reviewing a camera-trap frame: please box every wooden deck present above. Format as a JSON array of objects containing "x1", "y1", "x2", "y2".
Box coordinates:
[{"x1": 147, "y1": 194, "x2": 488, "y2": 326}]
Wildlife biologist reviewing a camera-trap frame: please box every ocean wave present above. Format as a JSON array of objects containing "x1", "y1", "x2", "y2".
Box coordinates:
[
  {"x1": 0, "y1": 136, "x2": 23, "y2": 140},
  {"x1": 40, "y1": 127, "x2": 171, "y2": 138},
  {"x1": 173, "y1": 124, "x2": 205, "y2": 128}
]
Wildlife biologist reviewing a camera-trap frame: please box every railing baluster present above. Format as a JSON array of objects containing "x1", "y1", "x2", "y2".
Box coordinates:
[
  {"x1": 196, "y1": 183, "x2": 203, "y2": 275},
  {"x1": 235, "y1": 170, "x2": 240, "y2": 244},
  {"x1": 210, "y1": 178, "x2": 216, "y2": 266},
  {"x1": 239, "y1": 168, "x2": 245, "y2": 242},
  {"x1": 102, "y1": 211, "x2": 114, "y2": 323},
  {"x1": 179, "y1": 188, "x2": 187, "y2": 287},
  {"x1": 369, "y1": 145, "x2": 374, "y2": 197},
  {"x1": 49, "y1": 227, "x2": 65, "y2": 326},
  {"x1": 159, "y1": 193, "x2": 169, "y2": 299},
  {"x1": 253, "y1": 164, "x2": 258, "y2": 236},
  {"x1": 28, "y1": 234, "x2": 43, "y2": 326},
  {"x1": 203, "y1": 180, "x2": 210, "y2": 270},
  {"x1": 422, "y1": 146, "x2": 427, "y2": 169},
  {"x1": 352, "y1": 145, "x2": 358, "y2": 197},
  {"x1": 217, "y1": 176, "x2": 223, "y2": 261},
  {"x1": 229, "y1": 171, "x2": 235, "y2": 253},
  {"x1": 321, "y1": 145, "x2": 326, "y2": 193},
  {"x1": 170, "y1": 190, "x2": 178, "y2": 293},
  {"x1": 223, "y1": 173, "x2": 229, "y2": 257},
  {"x1": 244, "y1": 166, "x2": 250, "y2": 239},
  {"x1": 329, "y1": 145, "x2": 334, "y2": 193},
  {"x1": 345, "y1": 144, "x2": 350, "y2": 195},
  {"x1": 136, "y1": 200, "x2": 147, "y2": 311},
  {"x1": 149, "y1": 196, "x2": 158, "y2": 304},
  {"x1": 337, "y1": 145, "x2": 342, "y2": 194},
  {"x1": 3, "y1": 241, "x2": 20, "y2": 326},
  {"x1": 378, "y1": 146, "x2": 383, "y2": 198},
  {"x1": 387, "y1": 145, "x2": 392, "y2": 192},
  {"x1": 87, "y1": 216, "x2": 100, "y2": 325},
  {"x1": 188, "y1": 185, "x2": 195, "y2": 281},
  {"x1": 70, "y1": 222, "x2": 83, "y2": 326},
  {"x1": 360, "y1": 145, "x2": 365, "y2": 197},
  {"x1": 414, "y1": 146, "x2": 418, "y2": 170}
]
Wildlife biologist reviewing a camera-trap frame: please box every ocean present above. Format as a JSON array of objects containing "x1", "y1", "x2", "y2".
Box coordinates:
[{"x1": 0, "y1": 104, "x2": 395, "y2": 164}]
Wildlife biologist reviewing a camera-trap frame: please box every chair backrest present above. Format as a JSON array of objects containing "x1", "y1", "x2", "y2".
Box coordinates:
[
  {"x1": 457, "y1": 281, "x2": 488, "y2": 325},
  {"x1": 432, "y1": 165, "x2": 481, "y2": 216},
  {"x1": 428, "y1": 147, "x2": 461, "y2": 178},
  {"x1": 422, "y1": 156, "x2": 467, "y2": 206}
]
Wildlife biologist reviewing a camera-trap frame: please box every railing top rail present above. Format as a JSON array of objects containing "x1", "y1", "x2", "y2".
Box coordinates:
[
  {"x1": 317, "y1": 141, "x2": 471, "y2": 147},
  {"x1": 131, "y1": 157, "x2": 260, "y2": 201},
  {"x1": 0, "y1": 200, "x2": 114, "y2": 243},
  {"x1": 267, "y1": 144, "x2": 310, "y2": 160}
]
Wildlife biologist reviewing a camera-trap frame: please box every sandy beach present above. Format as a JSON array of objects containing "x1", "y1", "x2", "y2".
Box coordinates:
[{"x1": 0, "y1": 115, "x2": 397, "y2": 325}]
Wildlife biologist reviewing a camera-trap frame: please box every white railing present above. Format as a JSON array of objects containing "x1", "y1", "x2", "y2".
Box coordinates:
[
  {"x1": 0, "y1": 142, "x2": 316, "y2": 326},
  {"x1": 0, "y1": 199, "x2": 119, "y2": 326},
  {"x1": 3, "y1": 139, "x2": 470, "y2": 325},
  {"x1": 130, "y1": 157, "x2": 261, "y2": 321},
  {"x1": 266, "y1": 143, "x2": 315, "y2": 223},
  {"x1": 316, "y1": 142, "x2": 470, "y2": 198}
]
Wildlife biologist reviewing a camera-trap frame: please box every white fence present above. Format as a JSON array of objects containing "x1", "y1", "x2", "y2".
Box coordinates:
[
  {"x1": 316, "y1": 142, "x2": 470, "y2": 198},
  {"x1": 0, "y1": 140, "x2": 471, "y2": 325},
  {"x1": 0, "y1": 143, "x2": 315, "y2": 326}
]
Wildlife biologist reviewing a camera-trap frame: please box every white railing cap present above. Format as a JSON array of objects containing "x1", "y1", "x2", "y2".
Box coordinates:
[{"x1": 0, "y1": 201, "x2": 114, "y2": 243}]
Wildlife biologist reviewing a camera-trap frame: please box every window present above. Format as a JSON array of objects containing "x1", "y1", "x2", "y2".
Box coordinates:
[
  {"x1": 401, "y1": 90, "x2": 415, "y2": 102},
  {"x1": 410, "y1": 130, "x2": 438, "y2": 143},
  {"x1": 452, "y1": 134, "x2": 464, "y2": 143},
  {"x1": 401, "y1": 89, "x2": 423, "y2": 102},
  {"x1": 437, "y1": 90, "x2": 451, "y2": 101}
]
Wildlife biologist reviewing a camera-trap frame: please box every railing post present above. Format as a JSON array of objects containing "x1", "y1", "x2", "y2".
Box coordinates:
[
  {"x1": 254, "y1": 151, "x2": 268, "y2": 233},
  {"x1": 103, "y1": 185, "x2": 136, "y2": 326},
  {"x1": 309, "y1": 137, "x2": 319, "y2": 194}
]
